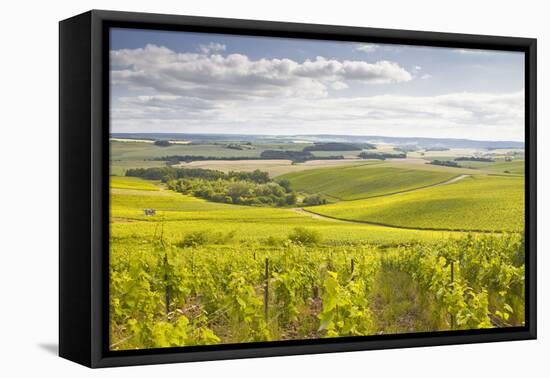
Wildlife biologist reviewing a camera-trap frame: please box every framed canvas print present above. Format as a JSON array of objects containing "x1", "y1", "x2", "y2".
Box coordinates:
[{"x1": 59, "y1": 10, "x2": 536, "y2": 368}]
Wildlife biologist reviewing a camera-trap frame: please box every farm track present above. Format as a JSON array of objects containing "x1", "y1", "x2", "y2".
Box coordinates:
[
  {"x1": 365, "y1": 173, "x2": 471, "y2": 198},
  {"x1": 295, "y1": 208, "x2": 508, "y2": 234}
]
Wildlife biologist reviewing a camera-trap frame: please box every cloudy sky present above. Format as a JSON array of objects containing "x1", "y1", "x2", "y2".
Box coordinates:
[{"x1": 110, "y1": 28, "x2": 525, "y2": 142}]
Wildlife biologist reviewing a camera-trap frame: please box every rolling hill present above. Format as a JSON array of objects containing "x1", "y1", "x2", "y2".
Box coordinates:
[
  {"x1": 110, "y1": 176, "x2": 461, "y2": 244},
  {"x1": 308, "y1": 175, "x2": 524, "y2": 232},
  {"x1": 279, "y1": 163, "x2": 459, "y2": 201}
]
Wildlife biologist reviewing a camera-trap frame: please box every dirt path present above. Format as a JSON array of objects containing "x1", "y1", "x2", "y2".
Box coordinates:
[
  {"x1": 431, "y1": 174, "x2": 469, "y2": 187},
  {"x1": 292, "y1": 207, "x2": 352, "y2": 223},
  {"x1": 390, "y1": 173, "x2": 470, "y2": 196},
  {"x1": 293, "y1": 207, "x2": 505, "y2": 234}
]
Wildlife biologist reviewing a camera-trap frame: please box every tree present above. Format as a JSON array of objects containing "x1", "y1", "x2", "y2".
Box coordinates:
[
  {"x1": 285, "y1": 192, "x2": 297, "y2": 205},
  {"x1": 303, "y1": 194, "x2": 327, "y2": 206},
  {"x1": 277, "y1": 179, "x2": 292, "y2": 192},
  {"x1": 227, "y1": 182, "x2": 252, "y2": 203},
  {"x1": 250, "y1": 169, "x2": 270, "y2": 184}
]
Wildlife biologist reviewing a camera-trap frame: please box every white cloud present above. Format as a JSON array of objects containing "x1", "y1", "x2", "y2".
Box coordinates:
[
  {"x1": 110, "y1": 44, "x2": 523, "y2": 141},
  {"x1": 199, "y1": 42, "x2": 226, "y2": 54},
  {"x1": 330, "y1": 81, "x2": 349, "y2": 90},
  {"x1": 354, "y1": 43, "x2": 379, "y2": 53},
  {"x1": 111, "y1": 90, "x2": 524, "y2": 141},
  {"x1": 453, "y1": 48, "x2": 506, "y2": 56},
  {"x1": 111, "y1": 44, "x2": 411, "y2": 100}
]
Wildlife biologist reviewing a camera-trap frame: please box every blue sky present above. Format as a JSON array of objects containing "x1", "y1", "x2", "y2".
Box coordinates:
[{"x1": 110, "y1": 28, "x2": 525, "y2": 141}]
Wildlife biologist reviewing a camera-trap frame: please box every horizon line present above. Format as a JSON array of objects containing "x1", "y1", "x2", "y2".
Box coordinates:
[{"x1": 110, "y1": 132, "x2": 525, "y2": 144}]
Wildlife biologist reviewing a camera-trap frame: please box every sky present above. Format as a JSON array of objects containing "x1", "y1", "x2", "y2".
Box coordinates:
[{"x1": 110, "y1": 28, "x2": 525, "y2": 142}]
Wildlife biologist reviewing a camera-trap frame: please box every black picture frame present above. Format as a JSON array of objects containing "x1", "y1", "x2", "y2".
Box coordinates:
[{"x1": 59, "y1": 9, "x2": 537, "y2": 368}]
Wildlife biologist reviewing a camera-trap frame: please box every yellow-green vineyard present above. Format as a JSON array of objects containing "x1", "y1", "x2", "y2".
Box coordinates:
[{"x1": 110, "y1": 169, "x2": 525, "y2": 350}]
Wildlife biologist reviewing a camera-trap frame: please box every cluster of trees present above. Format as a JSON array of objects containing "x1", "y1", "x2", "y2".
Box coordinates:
[
  {"x1": 225, "y1": 144, "x2": 243, "y2": 150},
  {"x1": 167, "y1": 177, "x2": 296, "y2": 207},
  {"x1": 126, "y1": 167, "x2": 270, "y2": 184},
  {"x1": 127, "y1": 167, "x2": 296, "y2": 207},
  {"x1": 226, "y1": 143, "x2": 255, "y2": 150},
  {"x1": 153, "y1": 140, "x2": 172, "y2": 147},
  {"x1": 302, "y1": 194, "x2": 328, "y2": 206},
  {"x1": 429, "y1": 160, "x2": 460, "y2": 167},
  {"x1": 455, "y1": 156, "x2": 495, "y2": 162},
  {"x1": 225, "y1": 143, "x2": 254, "y2": 150},
  {"x1": 358, "y1": 152, "x2": 406, "y2": 160}
]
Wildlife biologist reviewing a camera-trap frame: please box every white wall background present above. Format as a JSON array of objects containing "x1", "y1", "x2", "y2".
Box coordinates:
[{"x1": 0, "y1": 0, "x2": 546, "y2": 376}]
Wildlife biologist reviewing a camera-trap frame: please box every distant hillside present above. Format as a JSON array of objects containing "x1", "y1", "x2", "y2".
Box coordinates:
[
  {"x1": 283, "y1": 134, "x2": 524, "y2": 150},
  {"x1": 111, "y1": 133, "x2": 524, "y2": 150}
]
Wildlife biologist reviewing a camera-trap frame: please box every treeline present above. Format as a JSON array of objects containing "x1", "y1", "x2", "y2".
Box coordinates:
[
  {"x1": 358, "y1": 152, "x2": 406, "y2": 160},
  {"x1": 429, "y1": 160, "x2": 460, "y2": 167},
  {"x1": 225, "y1": 143, "x2": 255, "y2": 150},
  {"x1": 151, "y1": 152, "x2": 345, "y2": 164},
  {"x1": 127, "y1": 166, "x2": 295, "y2": 206},
  {"x1": 125, "y1": 167, "x2": 270, "y2": 184},
  {"x1": 260, "y1": 150, "x2": 344, "y2": 162},
  {"x1": 455, "y1": 156, "x2": 495, "y2": 162},
  {"x1": 302, "y1": 142, "x2": 373, "y2": 152},
  {"x1": 150, "y1": 155, "x2": 260, "y2": 163},
  {"x1": 167, "y1": 178, "x2": 296, "y2": 207}
]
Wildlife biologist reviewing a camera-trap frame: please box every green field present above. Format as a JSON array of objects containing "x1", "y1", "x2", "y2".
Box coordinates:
[
  {"x1": 280, "y1": 163, "x2": 459, "y2": 200},
  {"x1": 310, "y1": 175, "x2": 524, "y2": 232},
  {"x1": 111, "y1": 177, "x2": 462, "y2": 244},
  {"x1": 110, "y1": 176, "x2": 160, "y2": 191},
  {"x1": 110, "y1": 160, "x2": 168, "y2": 176}
]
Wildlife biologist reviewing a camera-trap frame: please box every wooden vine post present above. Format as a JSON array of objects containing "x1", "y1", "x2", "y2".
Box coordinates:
[
  {"x1": 164, "y1": 252, "x2": 171, "y2": 316},
  {"x1": 264, "y1": 258, "x2": 269, "y2": 321},
  {"x1": 450, "y1": 261, "x2": 455, "y2": 330}
]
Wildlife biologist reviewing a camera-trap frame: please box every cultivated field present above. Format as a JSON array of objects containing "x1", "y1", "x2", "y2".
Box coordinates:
[
  {"x1": 280, "y1": 163, "x2": 459, "y2": 201},
  {"x1": 309, "y1": 175, "x2": 524, "y2": 232}
]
